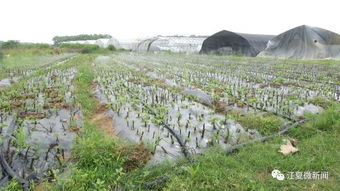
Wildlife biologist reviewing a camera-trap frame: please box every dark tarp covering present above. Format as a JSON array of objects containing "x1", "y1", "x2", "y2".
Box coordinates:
[
  {"x1": 199, "y1": 30, "x2": 274, "y2": 56},
  {"x1": 258, "y1": 25, "x2": 340, "y2": 59}
]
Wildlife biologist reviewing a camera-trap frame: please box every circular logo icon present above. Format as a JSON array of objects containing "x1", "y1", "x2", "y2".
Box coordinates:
[
  {"x1": 272, "y1": 169, "x2": 281, "y2": 178},
  {"x1": 276, "y1": 173, "x2": 285, "y2": 181},
  {"x1": 271, "y1": 169, "x2": 285, "y2": 181}
]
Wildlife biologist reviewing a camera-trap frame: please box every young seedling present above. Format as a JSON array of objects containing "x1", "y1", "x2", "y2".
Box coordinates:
[
  {"x1": 201, "y1": 123, "x2": 205, "y2": 139},
  {"x1": 170, "y1": 135, "x2": 174, "y2": 144}
]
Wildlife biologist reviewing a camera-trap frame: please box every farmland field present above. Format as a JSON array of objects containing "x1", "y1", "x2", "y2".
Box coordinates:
[{"x1": 0, "y1": 50, "x2": 339, "y2": 190}]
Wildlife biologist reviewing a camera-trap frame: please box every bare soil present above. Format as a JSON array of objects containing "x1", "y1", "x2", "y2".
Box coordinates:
[{"x1": 91, "y1": 104, "x2": 115, "y2": 137}]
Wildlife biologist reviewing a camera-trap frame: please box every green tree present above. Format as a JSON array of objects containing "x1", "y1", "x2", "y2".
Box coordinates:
[
  {"x1": 1, "y1": 40, "x2": 20, "y2": 49},
  {"x1": 52, "y1": 34, "x2": 112, "y2": 44}
]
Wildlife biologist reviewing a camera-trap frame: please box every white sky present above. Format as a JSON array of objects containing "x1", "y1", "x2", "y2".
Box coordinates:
[{"x1": 0, "y1": 0, "x2": 339, "y2": 43}]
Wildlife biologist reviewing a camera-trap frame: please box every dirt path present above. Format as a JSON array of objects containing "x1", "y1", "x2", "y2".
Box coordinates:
[
  {"x1": 90, "y1": 82, "x2": 115, "y2": 137},
  {"x1": 90, "y1": 104, "x2": 115, "y2": 137}
]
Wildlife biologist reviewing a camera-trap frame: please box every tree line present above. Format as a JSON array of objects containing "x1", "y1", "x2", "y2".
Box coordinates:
[{"x1": 52, "y1": 34, "x2": 112, "y2": 44}]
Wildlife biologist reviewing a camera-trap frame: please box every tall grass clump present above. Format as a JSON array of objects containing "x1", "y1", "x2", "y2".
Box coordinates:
[
  {"x1": 312, "y1": 104, "x2": 340, "y2": 131},
  {"x1": 236, "y1": 113, "x2": 283, "y2": 135},
  {"x1": 309, "y1": 96, "x2": 336, "y2": 109}
]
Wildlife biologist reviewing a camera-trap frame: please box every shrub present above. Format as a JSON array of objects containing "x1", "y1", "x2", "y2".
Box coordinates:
[
  {"x1": 1, "y1": 40, "x2": 20, "y2": 49},
  {"x1": 0, "y1": 51, "x2": 3, "y2": 62},
  {"x1": 107, "y1": 45, "x2": 116, "y2": 51},
  {"x1": 20, "y1": 43, "x2": 50, "y2": 49},
  {"x1": 0, "y1": 41, "x2": 51, "y2": 50},
  {"x1": 58, "y1": 43, "x2": 100, "y2": 54}
]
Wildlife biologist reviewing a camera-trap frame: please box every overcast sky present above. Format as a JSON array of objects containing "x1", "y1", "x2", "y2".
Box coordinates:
[{"x1": 0, "y1": 0, "x2": 339, "y2": 43}]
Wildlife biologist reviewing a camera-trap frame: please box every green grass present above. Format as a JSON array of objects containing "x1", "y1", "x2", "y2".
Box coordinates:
[
  {"x1": 311, "y1": 104, "x2": 340, "y2": 131},
  {"x1": 16, "y1": 125, "x2": 27, "y2": 149},
  {"x1": 0, "y1": 49, "x2": 74, "y2": 78},
  {"x1": 73, "y1": 55, "x2": 97, "y2": 116},
  {"x1": 233, "y1": 113, "x2": 284, "y2": 136},
  {"x1": 53, "y1": 121, "x2": 128, "y2": 191},
  {"x1": 308, "y1": 96, "x2": 337, "y2": 109},
  {"x1": 3, "y1": 180, "x2": 22, "y2": 191},
  {"x1": 288, "y1": 104, "x2": 340, "y2": 140},
  {"x1": 163, "y1": 130, "x2": 339, "y2": 190}
]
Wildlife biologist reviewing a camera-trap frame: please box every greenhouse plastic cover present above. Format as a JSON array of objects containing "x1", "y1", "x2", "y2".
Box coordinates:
[
  {"x1": 258, "y1": 25, "x2": 340, "y2": 59},
  {"x1": 135, "y1": 36, "x2": 207, "y2": 53},
  {"x1": 61, "y1": 38, "x2": 121, "y2": 48},
  {"x1": 199, "y1": 30, "x2": 274, "y2": 56}
]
